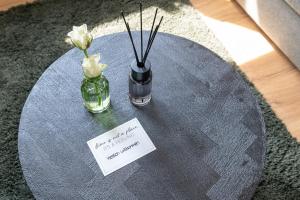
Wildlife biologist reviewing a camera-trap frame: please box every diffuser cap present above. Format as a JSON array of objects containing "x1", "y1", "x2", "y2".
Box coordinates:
[{"x1": 130, "y1": 60, "x2": 151, "y2": 82}]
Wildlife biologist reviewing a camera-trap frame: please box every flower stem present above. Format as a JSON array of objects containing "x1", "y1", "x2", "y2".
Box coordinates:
[{"x1": 83, "y1": 49, "x2": 89, "y2": 58}]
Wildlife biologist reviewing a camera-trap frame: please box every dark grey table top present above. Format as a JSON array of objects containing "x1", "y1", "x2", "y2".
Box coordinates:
[{"x1": 18, "y1": 32, "x2": 266, "y2": 200}]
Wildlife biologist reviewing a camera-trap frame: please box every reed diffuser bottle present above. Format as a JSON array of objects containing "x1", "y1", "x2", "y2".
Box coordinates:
[
  {"x1": 122, "y1": 3, "x2": 163, "y2": 106},
  {"x1": 129, "y1": 60, "x2": 152, "y2": 106}
]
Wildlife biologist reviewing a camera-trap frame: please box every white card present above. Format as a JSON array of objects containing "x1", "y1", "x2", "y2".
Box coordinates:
[{"x1": 87, "y1": 118, "x2": 156, "y2": 176}]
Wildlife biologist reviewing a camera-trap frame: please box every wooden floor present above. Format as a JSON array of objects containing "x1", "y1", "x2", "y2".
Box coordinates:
[
  {"x1": 2, "y1": 0, "x2": 300, "y2": 141},
  {"x1": 0, "y1": 0, "x2": 33, "y2": 11}
]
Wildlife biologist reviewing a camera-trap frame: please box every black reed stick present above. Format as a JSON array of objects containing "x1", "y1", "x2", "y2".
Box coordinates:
[
  {"x1": 122, "y1": 4, "x2": 163, "y2": 66},
  {"x1": 126, "y1": 23, "x2": 140, "y2": 62},
  {"x1": 121, "y1": 11, "x2": 140, "y2": 64},
  {"x1": 145, "y1": 8, "x2": 158, "y2": 54},
  {"x1": 142, "y1": 27, "x2": 158, "y2": 63},
  {"x1": 140, "y1": 2, "x2": 143, "y2": 62},
  {"x1": 143, "y1": 16, "x2": 163, "y2": 63}
]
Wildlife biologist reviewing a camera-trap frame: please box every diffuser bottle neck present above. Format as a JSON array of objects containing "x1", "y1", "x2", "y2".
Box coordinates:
[
  {"x1": 137, "y1": 62, "x2": 145, "y2": 68},
  {"x1": 130, "y1": 60, "x2": 152, "y2": 82}
]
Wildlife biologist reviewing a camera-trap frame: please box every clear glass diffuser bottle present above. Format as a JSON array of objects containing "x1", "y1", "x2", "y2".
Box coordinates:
[
  {"x1": 81, "y1": 74, "x2": 110, "y2": 113},
  {"x1": 129, "y1": 60, "x2": 152, "y2": 106}
]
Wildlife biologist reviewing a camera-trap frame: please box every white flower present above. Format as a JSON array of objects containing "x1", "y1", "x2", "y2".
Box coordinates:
[
  {"x1": 67, "y1": 24, "x2": 93, "y2": 50},
  {"x1": 82, "y1": 54, "x2": 107, "y2": 78}
]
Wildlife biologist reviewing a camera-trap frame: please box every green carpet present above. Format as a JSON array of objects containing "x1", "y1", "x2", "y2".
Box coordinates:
[{"x1": 0, "y1": 0, "x2": 299, "y2": 199}]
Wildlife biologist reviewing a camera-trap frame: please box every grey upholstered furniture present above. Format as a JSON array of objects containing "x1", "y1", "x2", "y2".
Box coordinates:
[{"x1": 236, "y1": 0, "x2": 300, "y2": 69}]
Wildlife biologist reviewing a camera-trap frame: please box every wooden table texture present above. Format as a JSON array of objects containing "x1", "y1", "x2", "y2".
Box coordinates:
[{"x1": 18, "y1": 32, "x2": 266, "y2": 200}]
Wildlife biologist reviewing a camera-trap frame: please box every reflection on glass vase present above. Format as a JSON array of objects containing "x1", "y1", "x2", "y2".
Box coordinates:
[{"x1": 81, "y1": 74, "x2": 110, "y2": 113}]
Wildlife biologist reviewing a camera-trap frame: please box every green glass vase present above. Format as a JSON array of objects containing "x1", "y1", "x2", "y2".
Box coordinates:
[{"x1": 81, "y1": 74, "x2": 110, "y2": 113}]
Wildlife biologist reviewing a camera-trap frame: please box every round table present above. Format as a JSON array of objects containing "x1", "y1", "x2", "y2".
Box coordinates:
[{"x1": 18, "y1": 32, "x2": 266, "y2": 200}]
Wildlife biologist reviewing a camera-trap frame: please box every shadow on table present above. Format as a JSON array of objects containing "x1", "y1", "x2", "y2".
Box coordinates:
[{"x1": 92, "y1": 106, "x2": 119, "y2": 130}]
